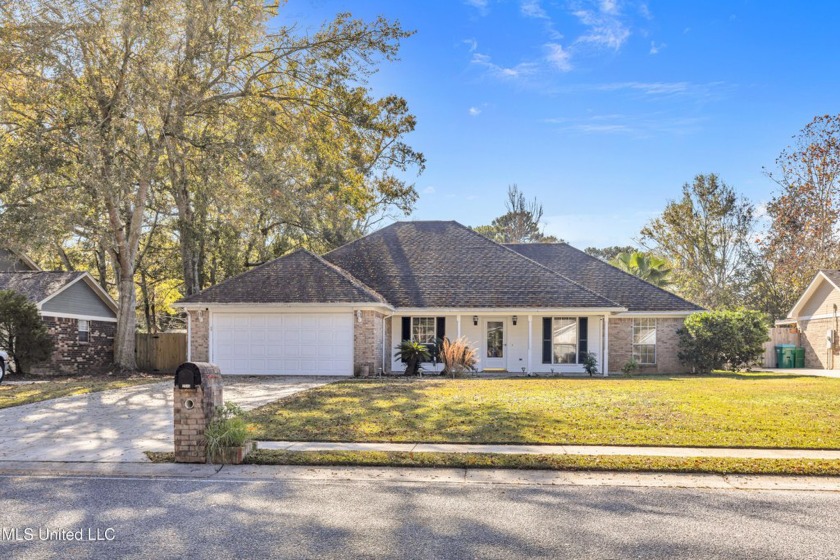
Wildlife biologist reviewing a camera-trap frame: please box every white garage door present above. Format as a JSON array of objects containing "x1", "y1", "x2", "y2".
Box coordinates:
[{"x1": 211, "y1": 313, "x2": 354, "y2": 375}]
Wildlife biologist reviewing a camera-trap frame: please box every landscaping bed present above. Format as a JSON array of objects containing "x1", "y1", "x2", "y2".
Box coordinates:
[
  {"x1": 0, "y1": 373, "x2": 166, "y2": 410},
  {"x1": 245, "y1": 373, "x2": 840, "y2": 449}
]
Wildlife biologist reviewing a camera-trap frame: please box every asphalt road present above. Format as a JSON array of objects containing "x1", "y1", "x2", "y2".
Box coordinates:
[{"x1": 0, "y1": 474, "x2": 838, "y2": 559}]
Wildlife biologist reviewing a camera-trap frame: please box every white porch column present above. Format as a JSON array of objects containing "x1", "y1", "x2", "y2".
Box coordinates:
[
  {"x1": 457, "y1": 315, "x2": 462, "y2": 338},
  {"x1": 527, "y1": 315, "x2": 533, "y2": 374},
  {"x1": 603, "y1": 314, "x2": 610, "y2": 376}
]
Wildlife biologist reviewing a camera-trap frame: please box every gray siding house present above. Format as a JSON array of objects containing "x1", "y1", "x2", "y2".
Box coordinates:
[{"x1": 0, "y1": 249, "x2": 118, "y2": 374}]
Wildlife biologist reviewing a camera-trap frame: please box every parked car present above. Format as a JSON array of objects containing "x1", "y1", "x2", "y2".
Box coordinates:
[{"x1": 0, "y1": 350, "x2": 7, "y2": 383}]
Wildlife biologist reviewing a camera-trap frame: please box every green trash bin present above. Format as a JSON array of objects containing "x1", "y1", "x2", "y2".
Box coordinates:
[
  {"x1": 794, "y1": 347, "x2": 805, "y2": 368},
  {"x1": 776, "y1": 344, "x2": 796, "y2": 368}
]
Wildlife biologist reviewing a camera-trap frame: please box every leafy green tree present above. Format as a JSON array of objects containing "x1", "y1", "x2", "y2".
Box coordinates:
[
  {"x1": 394, "y1": 340, "x2": 431, "y2": 376},
  {"x1": 475, "y1": 185, "x2": 559, "y2": 243},
  {"x1": 0, "y1": 2, "x2": 423, "y2": 368},
  {"x1": 609, "y1": 251, "x2": 673, "y2": 288},
  {"x1": 677, "y1": 310, "x2": 769, "y2": 373},
  {"x1": 584, "y1": 245, "x2": 636, "y2": 262},
  {"x1": 641, "y1": 174, "x2": 754, "y2": 309},
  {"x1": 757, "y1": 114, "x2": 840, "y2": 318},
  {"x1": 0, "y1": 290, "x2": 53, "y2": 375}
]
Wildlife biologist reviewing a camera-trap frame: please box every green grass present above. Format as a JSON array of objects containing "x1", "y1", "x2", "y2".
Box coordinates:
[
  {"x1": 246, "y1": 373, "x2": 840, "y2": 449},
  {"x1": 0, "y1": 375, "x2": 164, "y2": 410},
  {"x1": 144, "y1": 449, "x2": 840, "y2": 476}
]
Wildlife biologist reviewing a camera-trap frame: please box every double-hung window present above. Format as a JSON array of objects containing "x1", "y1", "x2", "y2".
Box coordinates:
[
  {"x1": 78, "y1": 319, "x2": 90, "y2": 343},
  {"x1": 411, "y1": 317, "x2": 436, "y2": 345},
  {"x1": 552, "y1": 317, "x2": 578, "y2": 364},
  {"x1": 632, "y1": 318, "x2": 656, "y2": 364}
]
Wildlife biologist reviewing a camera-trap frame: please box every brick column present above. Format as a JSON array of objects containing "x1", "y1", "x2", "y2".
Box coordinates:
[{"x1": 174, "y1": 364, "x2": 223, "y2": 463}]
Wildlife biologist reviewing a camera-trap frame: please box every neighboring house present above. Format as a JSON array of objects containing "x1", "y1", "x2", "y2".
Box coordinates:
[
  {"x1": 179, "y1": 221, "x2": 701, "y2": 376},
  {"x1": 781, "y1": 270, "x2": 840, "y2": 369},
  {"x1": 0, "y1": 249, "x2": 118, "y2": 374}
]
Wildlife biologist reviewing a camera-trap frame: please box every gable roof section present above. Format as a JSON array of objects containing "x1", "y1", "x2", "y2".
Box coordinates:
[
  {"x1": 179, "y1": 248, "x2": 388, "y2": 305},
  {"x1": 788, "y1": 270, "x2": 840, "y2": 318},
  {"x1": 323, "y1": 221, "x2": 622, "y2": 309},
  {"x1": 505, "y1": 243, "x2": 703, "y2": 313},
  {"x1": 0, "y1": 271, "x2": 117, "y2": 316},
  {"x1": 0, "y1": 248, "x2": 40, "y2": 272}
]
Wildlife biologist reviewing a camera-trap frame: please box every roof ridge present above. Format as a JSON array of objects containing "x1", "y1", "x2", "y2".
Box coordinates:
[
  {"x1": 303, "y1": 249, "x2": 388, "y2": 304},
  {"x1": 506, "y1": 242, "x2": 702, "y2": 311},
  {"x1": 178, "y1": 248, "x2": 306, "y2": 304},
  {"x1": 453, "y1": 223, "x2": 624, "y2": 308}
]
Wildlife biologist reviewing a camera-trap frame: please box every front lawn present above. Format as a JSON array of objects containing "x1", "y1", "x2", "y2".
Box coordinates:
[
  {"x1": 246, "y1": 373, "x2": 840, "y2": 449},
  {"x1": 0, "y1": 374, "x2": 165, "y2": 410}
]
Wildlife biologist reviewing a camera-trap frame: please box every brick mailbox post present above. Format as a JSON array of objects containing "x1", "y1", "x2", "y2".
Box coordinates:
[{"x1": 173, "y1": 362, "x2": 223, "y2": 463}]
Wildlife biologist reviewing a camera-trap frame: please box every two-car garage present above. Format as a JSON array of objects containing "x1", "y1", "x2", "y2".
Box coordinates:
[{"x1": 210, "y1": 312, "x2": 355, "y2": 376}]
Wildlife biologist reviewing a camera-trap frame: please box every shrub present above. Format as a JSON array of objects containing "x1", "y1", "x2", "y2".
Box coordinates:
[
  {"x1": 205, "y1": 402, "x2": 250, "y2": 462},
  {"x1": 678, "y1": 309, "x2": 770, "y2": 374},
  {"x1": 440, "y1": 336, "x2": 478, "y2": 377},
  {"x1": 621, "y1": 358, "x2": 639, "y2": 376},
  {"x1": 0, "y1": 290, "x2": 54, "y2": 374},
  {"x1": 582, "y1": 352, "x2": 598, "y2": 376},
  {"x1": 394, "y1": 340, "x2": 431, "y2": 376}
]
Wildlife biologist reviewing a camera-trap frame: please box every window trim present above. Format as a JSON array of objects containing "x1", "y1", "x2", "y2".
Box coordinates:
[
  {"x1": 552, "y1": 317, "x2": 579, "y2": 365},
  {"x1": 410, "y1": 316, "x2": 437, "y2": 345},
  {"x1": 78, "y1": 319, "x2": 90, "y2": 343},
  {"x1": 632, "y1": 318, "x2": 657, "y2": 365}
]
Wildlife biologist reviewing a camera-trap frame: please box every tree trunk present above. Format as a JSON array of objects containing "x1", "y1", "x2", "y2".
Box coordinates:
[{"x1": 114, "y1": 275, "x2": 137, "y2": 370}]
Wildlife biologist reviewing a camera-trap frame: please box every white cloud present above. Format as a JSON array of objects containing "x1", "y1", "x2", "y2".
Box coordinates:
[
  {"x1": 572, "y1": 1, "x2": 631, "y2": 51},
  {"x1": 544, "y1": 112, "x2": 706, "y2": 137},
  {"x1": 463, "y1": 38, "x2": 478, "y2": 52},
  {"x1": 649, "y1": 41, "x2": 665, "y2": 55},
  {"x1": 520, "y1": 0, "x2": 548, "y2": 19},
  {"x1": 422, "y1": 186, "x2": 437, "y2": 195},
  {"x1": 471, "y1": 52, "x2": 539, "y2": 80},
  {"x1": 468, "y1": 106, "x2": 482, "y2": 117},
  {"x1": 545, "y1": 43, "x2": 573, "y2": 72},
  {"x1": 464, "y1": 0, "x2": 489, "y2": 13}
]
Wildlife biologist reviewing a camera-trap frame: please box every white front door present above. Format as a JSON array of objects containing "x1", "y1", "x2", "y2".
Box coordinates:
[
  {"x1": 211, "y1": 312, "x2": 354, "y2": 375},
  {"x1": 484, "y1": 318, "x2": 506, "y2": 370}
]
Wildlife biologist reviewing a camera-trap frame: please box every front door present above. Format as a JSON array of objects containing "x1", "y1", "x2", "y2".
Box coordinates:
[{"x1": 484, "y1": 318, "x2": 506, "y2": 370}]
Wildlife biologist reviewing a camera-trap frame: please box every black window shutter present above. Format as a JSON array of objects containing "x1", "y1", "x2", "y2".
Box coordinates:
[
  {"x1": 436, "y1": 317, "x2": 446, "y2": 341},
  {"x1": 542, "y1": 317, "x2": 552, "y2": 364},
  {"x1": 400, "y1": 317, "x2": 411, "y2": 363},
  {"x1": 401, "y1": 317, "x2": 411, "y2": 341},
  {"x1": 578, "y1": 317, "x2": 588, "y2": 364}
]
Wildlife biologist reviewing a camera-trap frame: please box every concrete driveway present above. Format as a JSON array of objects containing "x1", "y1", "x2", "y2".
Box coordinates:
[{"x1": 0, "y1": 376, "x2": 332, "y2": 463}]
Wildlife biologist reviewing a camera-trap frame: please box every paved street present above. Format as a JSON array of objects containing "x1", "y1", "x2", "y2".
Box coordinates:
[
  {"x1": 0, "y1": 377, "x2": 331, "y2": 462},
  {"x1": 0, "y1": 473, "x2": 838, "y2": 559}
]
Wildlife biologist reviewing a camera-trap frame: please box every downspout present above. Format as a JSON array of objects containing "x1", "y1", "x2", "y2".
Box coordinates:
[
  {"x1": 382, "y1": 313, "x2": 394, "y2": 376},
  {"x1": 186, "y1": 311, "x2": 192, "y2": 362}
]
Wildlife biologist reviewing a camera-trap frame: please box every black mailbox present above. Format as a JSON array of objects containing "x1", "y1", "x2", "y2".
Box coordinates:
[{"x1": 175, "y1": 362, "x2": 203, "y2": 388}]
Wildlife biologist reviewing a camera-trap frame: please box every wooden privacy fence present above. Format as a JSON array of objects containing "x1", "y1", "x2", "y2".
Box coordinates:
[
  {"x1": 135, "y1": 332, "x2": 187, "y2": 372},
  {"x1": 762, "y1": 327, "x2": 801, "y2": 368}
]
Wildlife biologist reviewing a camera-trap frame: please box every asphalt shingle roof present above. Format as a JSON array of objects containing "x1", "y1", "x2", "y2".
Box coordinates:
[
  {"x1": 505, "y1": 243, "x2": 702, "y2": 312},
  {"x1": 323, "y1": 221, "x2": 621, "y2": 309},
  {"x1": 0, "y1": 272, "x2": 85, "y2": 303},
  {"x1": 179, "y1": 249, "x2": 387, "y2": 305},
  {"x1": 819, "y1": 269, "x2": 840, "y2": 288}
]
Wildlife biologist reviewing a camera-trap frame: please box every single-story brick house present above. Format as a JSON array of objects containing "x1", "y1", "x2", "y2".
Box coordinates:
[
  {"x1": 0, "y1": 248, "x2": 118, "y2": 374},
  {"x1": 178, "y1": 221, "x2": 701, "y2": 376},
  {"x1": 781, "y1": 270, "x2": 840, "y2": 369}
]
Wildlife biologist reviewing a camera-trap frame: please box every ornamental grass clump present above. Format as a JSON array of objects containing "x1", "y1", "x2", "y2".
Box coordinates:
[
  {"x1": 205, "y1": 402, "x2": 250, "y2": 462},
  {"x1": 440, "y1": 336, "x2": 478, "y2": 377}
]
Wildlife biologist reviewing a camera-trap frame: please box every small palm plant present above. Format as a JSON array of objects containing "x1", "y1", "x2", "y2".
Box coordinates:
[
  {"x1": 439, "y1": 336, "x2": 478, "y2": 378},
  {"x1": 394, "y1": 340, "x2": 431, "y2": 376}
]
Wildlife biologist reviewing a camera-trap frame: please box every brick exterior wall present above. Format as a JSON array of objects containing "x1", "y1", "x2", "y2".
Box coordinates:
[
  {"x1": 608, "y1": 317, "x2": 688, "y2": 374},
  {"x1": 32, "y1": 316, "x2": 115, "y2": 375},
  {"x1": 188, "y1": 310, "x2": 210, "y2": 362},
  {"x1": 799, "y1": 317, "x2": 840, "y2": 369},
  {"x1": 354, "y1": 310, "x2": 385, "y2": 376}
]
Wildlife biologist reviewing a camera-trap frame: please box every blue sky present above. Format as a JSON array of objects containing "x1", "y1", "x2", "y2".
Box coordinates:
[{"x1": 278, "y1": 1, "x2": 840, "y2": 248}]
